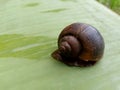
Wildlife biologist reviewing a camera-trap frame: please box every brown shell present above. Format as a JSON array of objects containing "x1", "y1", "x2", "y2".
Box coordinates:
[
  {"x1": 52, "y1": 23, "x2": 105, "y2": 67},
  {"x1": 58, "y1": 23, "x2": 104, "y2": 61}
]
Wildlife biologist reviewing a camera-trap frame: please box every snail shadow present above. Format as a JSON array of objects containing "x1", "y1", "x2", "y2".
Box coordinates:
[
  {"x1": 0, "y1": 34, "x2": 55, "y2": 60},
  {"x1": 51, "y1": 49, "x2": 98, "y2": 68},
  {"x1": 51, "y1": 56, "x2": 98, "y2": 68}
]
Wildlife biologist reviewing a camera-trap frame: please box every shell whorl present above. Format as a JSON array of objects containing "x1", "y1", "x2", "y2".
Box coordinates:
[
  {"x1": 58, "y1": 23, "x2": 104, "y2": 61},
  {"x1": 58, "y1": 35, "x2": 81, "y2": 58}
]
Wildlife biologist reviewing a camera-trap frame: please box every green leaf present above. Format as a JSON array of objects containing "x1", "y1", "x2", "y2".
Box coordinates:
[{"x1": 0, "y1": 0, "x2": 120, "y2": 90}]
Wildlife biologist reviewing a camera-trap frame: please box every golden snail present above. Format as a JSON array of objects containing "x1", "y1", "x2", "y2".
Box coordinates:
[{"x1": 51, "y1": 23, "x2": 105, "y2": 67}]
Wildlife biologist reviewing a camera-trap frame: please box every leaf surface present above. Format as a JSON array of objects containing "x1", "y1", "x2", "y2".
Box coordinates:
[{"x1": 0, "y1": 0, "x2": 120, "y2": 90}]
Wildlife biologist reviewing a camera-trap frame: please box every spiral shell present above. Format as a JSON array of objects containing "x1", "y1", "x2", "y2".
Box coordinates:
[{"x1": 52, "y1": 23, "x2": 105, "y2": 67}]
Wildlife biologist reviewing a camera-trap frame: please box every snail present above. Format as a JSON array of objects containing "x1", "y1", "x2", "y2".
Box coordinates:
[{"x1": 51, "y1": 23, "x2": 105, "y2": 67}]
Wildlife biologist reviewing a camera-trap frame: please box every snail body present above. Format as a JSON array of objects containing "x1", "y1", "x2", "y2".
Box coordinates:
[{"x1": 52, "y1": 23, "x2": 105, "y2": 67}]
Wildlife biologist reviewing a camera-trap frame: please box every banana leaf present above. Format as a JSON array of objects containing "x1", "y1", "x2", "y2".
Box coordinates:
[{"x1": 0, "y1": 0, "x2": 120, "y2": 90}]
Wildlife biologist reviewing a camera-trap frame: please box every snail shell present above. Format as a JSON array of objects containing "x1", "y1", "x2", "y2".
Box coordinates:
[{"x1": 52, "y1": 23, "x2": 105, "y2": 67}]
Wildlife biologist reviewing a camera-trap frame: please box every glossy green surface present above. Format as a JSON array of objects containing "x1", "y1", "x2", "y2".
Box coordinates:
[{"x1": 0, "y1": 0, "x2": 120, "y2": 90}]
